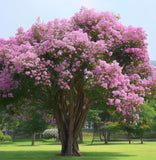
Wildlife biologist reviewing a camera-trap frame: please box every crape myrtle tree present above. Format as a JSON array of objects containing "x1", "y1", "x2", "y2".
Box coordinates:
[{"x1": 0, "y1": 7, "x2": 156, "y2": 156}]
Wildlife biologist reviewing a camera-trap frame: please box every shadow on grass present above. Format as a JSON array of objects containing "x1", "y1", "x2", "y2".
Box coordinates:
[
  {"x1": 0, "y1": 150, "x2": 135, "y2": 160},
  {"x1": 82, "y1": 151, "x2": 135, "y2": 159}
]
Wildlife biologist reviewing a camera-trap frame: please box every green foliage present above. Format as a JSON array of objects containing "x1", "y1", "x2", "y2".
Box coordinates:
[
  {"x1": 135, "y1": 100, "x2": 156, "y2": 136},
  {"x1": 0, "y1": 131, "x2": 5, "y2": 142},
  {"x1": 151, "y1": 121, "x2": 156, "y2": 132},
  {"x1": 139, "y1": 101, "x2": 156, "y2": 125},
  {"x1": 19, "y1": 113, "x2": 48, "y2": 134},
  {"x1": 4, "y1": 135, "x2": 12, "y2": 142},
  {"x1": 87, "y1": 109, "x2": 102, "y2": 123},
  {"x1": 116, "y1": 100, "x2": 156, "y2": 137},
  {"x1": 0, "y1": 131, "x2": 12, "y2": 142},
  {"x1": 103, "y1": 122, "x2": 120, "y2": 132}
]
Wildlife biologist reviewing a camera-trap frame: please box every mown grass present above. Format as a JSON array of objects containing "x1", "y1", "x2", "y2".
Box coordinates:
[{"x1": 0, "y1": 138, "x2": 156, "y2": 160}]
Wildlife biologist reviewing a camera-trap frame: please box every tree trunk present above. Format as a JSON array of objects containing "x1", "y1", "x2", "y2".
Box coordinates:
[
  {"x1": 39, "y1": 133, "x2": 42, "y2": 139},
  {"x1": 104, "y1": 130, "x2": 108, "y2": 144},
  {"x1": 79, "y1": 130, "x2": 83, "y2": 143},
  {"x1": 53, "y1": 83, "x2": 93, "y2": 156},
  {"x1": 12, "y1": 130, "x2": 16, "y2": 140},
  {"x1": 61, "y1": 138, "x2": 82, "y2": 156},
  {"x1": 140, "y1": 136, "x2": 143, "y2": 144},
  {"x1": 54, "y1": 105, "x2": 89, "y2": 156},
  {"x1": 32, "y1": 131, "x2": 36, "y2": 146},
  {"x1": 128, "y1": 133, "x2": 131, "y2": 144}
]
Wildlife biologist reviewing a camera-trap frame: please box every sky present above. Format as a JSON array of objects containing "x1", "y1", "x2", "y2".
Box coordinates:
[{"x1": 0, "y1": 0, "x2": 156, "y2": 60}]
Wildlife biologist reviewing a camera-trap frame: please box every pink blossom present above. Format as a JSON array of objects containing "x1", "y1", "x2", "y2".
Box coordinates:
[
  {"x1": 51, "y1": 118, "x2": 56, "y2": 124},
  {"x1": 115, "y1": 99, "x2": 121, "y2": 105},
  {"x1": 36, "y1": 110, "x2": 42, "y2": 114},
  {"x1": 2, "y1": 94, "x2": 7, "y2": 98},
  {"x1": 22, "y1": 116, "x2": 27, "y2": 122},
  {"x1": 72, "y1": 68, "x2": 76, "y2": 72},
  {"x1": 133, "y1": 107, "x2": 136, "y2": 112},
  {"x1": 6, "y1": 104, "x2": 13, "y2": 110},
  {"x1": 116, "y1": 107, "x2": 122, "y2": 112},
  {"x1": 25, "y1": 71, "x2": 31, "y2": 75},
  {"x1": 122, "y1": 119, "x2": 126, "y2": 123},
  {"x1": 2, "y1": 113, "x2": 9, "y2": 118},
  {"x1": 108, "y1": 99, "x2": 114, "y2": 105},
  {"x1": 8, "y1": 93, "x2": 14, "y2": 97},
  {"x1": 35, "y1": 77, "x2": 41, "y2": 80}
]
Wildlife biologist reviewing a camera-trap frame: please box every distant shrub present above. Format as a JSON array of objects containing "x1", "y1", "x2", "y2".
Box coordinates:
[
  {"x1": 0, "y1": 131, "x2": 3, "y2": 136},
  {"x1": 0, "y1": 131, "x2": 12, "y2": 142},
  {"x1": 4, "y1": 135, "x2": 12, "y2": 141},
  {"x1": 0, "y1": 131, "x2": 5, "y2": 142},
  {"x1": 43, "y1": 129, "x2": 59, "y2": 139},
  {"x1": 103, "y1": 122, "x2": 120, "y2": 132}
]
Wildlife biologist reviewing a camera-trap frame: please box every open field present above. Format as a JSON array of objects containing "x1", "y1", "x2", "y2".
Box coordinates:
[{"x1": 0, "y1": 139, "x2": 156, "y2": 160}]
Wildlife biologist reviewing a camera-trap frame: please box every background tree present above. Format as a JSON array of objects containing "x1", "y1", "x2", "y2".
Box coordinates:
[
  {"x1": 87, "y1": 109, "x2": 102, "y2": 127},
  {"x1": 0, "y1": 113, "x2": 5, "y2": 131},
  {"x1": 0, "y1": 7, "x2": 155, "y2": 156},
  {"x1": 116, "y1": 101, "x2": 156, "y2": 144},
  {"x1": 18, "y1": 110, "x2": 52, "y2": 146},
  {"x1": 137, "y1": 100, "x2": 156, "y2": 143},
  {"x1": 149, "y1": 100, "x2": 156, "y2": 136}
]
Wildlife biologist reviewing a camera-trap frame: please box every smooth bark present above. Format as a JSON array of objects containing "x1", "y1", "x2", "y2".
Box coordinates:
[{"x1": 54, "y1": 83, "x2": 92, "y2": 156}]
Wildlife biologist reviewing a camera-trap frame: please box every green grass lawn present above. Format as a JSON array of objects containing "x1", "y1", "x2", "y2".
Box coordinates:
[{"x1": 0, "y1": 139, "x2": 156, "y2": 160}]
